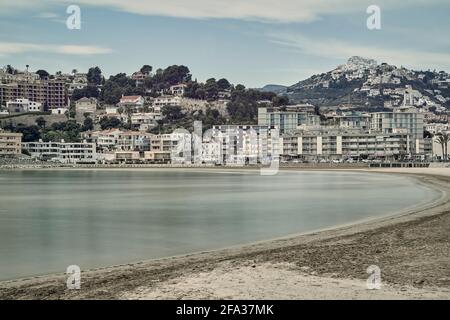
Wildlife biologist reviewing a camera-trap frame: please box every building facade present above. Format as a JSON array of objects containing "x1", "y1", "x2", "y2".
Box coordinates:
[
  {"x1": 258, "y1": 106, "x2": 320, "y2": 133},
  {"x1": 0, "y1": 79, "x2": 68, "y2": 109},
  {"x1": 22, "y1": 140, "x2": 96, "y2": 163},
  {"x1": 280, "y1": 129, "x2": 411, "y2": 160},
  {"x1": 6, "y1": 98, "x2": 43, "y2": 113},
  {"x1": 0, "y1": 131, "x2": 22, "y2": 156}
]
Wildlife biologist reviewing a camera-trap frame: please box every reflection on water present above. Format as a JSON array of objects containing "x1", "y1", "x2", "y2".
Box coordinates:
[{"x1": 0, "y1": 169, "x2": 437, "y2": 280}]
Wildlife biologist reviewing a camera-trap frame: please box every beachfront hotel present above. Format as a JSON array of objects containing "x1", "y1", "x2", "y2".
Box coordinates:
[{"x1": 0, "y1": 130, "x2": 22, "y2": 156}]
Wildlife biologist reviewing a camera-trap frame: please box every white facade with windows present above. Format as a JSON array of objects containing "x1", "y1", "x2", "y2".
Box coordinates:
[{"x1": 23, "y1": 140, "x2": 97, "y2": 163}]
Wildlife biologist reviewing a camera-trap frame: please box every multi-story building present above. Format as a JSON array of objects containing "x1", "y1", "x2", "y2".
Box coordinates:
[
  {"x1": 370, "y1": 108, "x2": 424, "y2": 153},
  {"x1": 280, "y1": 128, "x2": 410, "y2": 160},
  {"x1": 169, "y1": 84, "x2": 187, "y2": 96},
  {"x1": 6, "y1": 98, "x2": 43, "y2": 113},
  {"x1": 258, "y1": 106, "x2": 320, "y2": 133},
  {"x1": 209, "y1": 125, "x2": 279, "y2": 165},
  {"x1": 0, "y1": 130, "x2": 22, "y2": 156},
  {"x1": 22, "y1": 140, "x2": 96, "y2": 163},
  {"x1": 332, "y1": 111, "x2": 371, "y2": 130},
  {"x1": 130, "y1": 112, "x2": 162, "y2": 130},
  {"x1": 81, "y1": 129, "x2": 152, "y2": 152},
  {"x1": 0, "y1": 79, "x2": 68, "y2": 109},
  {"x1": 118, "y1": 95, "x2": 145, "y2": 111},
  {"x1": 152, "y1": 95, "x2": 181, "y2": 109}
]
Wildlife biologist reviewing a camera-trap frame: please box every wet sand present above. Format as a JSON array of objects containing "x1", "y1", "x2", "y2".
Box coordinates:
[{"x1": 0, "y1": 168, "x2": 449, "y2": 300}]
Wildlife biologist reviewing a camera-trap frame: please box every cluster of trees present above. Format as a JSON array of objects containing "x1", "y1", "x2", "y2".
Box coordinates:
[
  {"x1": 1, "y1": 116, "x2": 94, "y2": 143},
  {"x1": 143, "y1": 65, "x2": 191, "y2": 96},
  {"x1": 226, "y1": 86, "x2": 287, "y2": 124},
  {"x1": 184, "y1": 78, "x2": 232, "y2": 101},
  {"x1": 70, "y1": 65, "x2": 192, "y2": 105}
]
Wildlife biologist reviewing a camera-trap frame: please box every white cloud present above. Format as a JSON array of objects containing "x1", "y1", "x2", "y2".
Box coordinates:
[
  {"x1": 1, "y1": 0, "x2": 449, "y2": 23},
  {"x1": 0, "y1": 42, "x2": 113, "y2": 57},
  {"x1": 269, "y1": 32, "x2": 450, "y2": 71}
]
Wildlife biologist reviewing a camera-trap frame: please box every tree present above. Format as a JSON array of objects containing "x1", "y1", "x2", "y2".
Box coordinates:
[
  {"x1": 87, "y1": 66, "x2": 103, "y2": 85},
  {"x1": 81, "y1": 117, "x2": 94, "y2": 131},
  {"x1": 99, "y1": 117, "x2": 122, "y2": 130},
  {"x1": 217, "y1": 78, "x2": 231, "y2": 90},
  {"x1": 35, "y1": 117, "x2": 46, "y2": 129},
  {"x1": 162, "y1": 105, "x2": 183, "y2": 121},
  {"x1": 36, "y1": 69, "x2": 50, "y2": 80},
  {"x1": 5, "y1": 65, "x2": 15, "y2": 75},
  {"x1": 204, "y1": 78, "x2": 219, "y2": 101},
  {"x1": 71, "y1": 85, "x2": 99, "y2": 101},
  {"x1": 272, "y1": 95, "x2": 289, "y2": 107},
  {"x1": 435, "y1": 133, "x2": 449, "y2": 161},
  {"x1": 140, "y1": 65, "x2": 153, "y2": 75},
  {"x1": 15, "y1": 125, "x2": 41, "y2": 142}
]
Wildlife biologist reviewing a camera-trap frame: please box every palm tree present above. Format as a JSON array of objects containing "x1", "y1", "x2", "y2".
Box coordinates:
[{"x1": 435, "y1": 133, "x2": 449, "y2": 161}]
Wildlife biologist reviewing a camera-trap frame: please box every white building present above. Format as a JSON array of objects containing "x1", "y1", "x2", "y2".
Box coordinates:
[
  {"x1": 258, "y1": 106, "x2": 320, "y2": 133},
  {"x1": 370, "y1": 108, "x2": 424, "y2": 153},
  {"x1": 23, "y1": 140, "x2": 97, "y2": 163},
  {"x1": 51, "y1": 107, "x2": 69, "y2": 115},
  {"x1": 130, "y1": 112, "x2": 162, "y2": 130},
  {"x1": 209, "y1": 125, "x2": 279, "y2": 165},
  {"x1": 280, "y1": 129, "x2": 411, "y2": 161},
  {"x1": 169, "y1": 84, "x2": 187, "y2": 96},
  {"x1": 118, "y1": 95, "x2": 145, "y2": 111},
  {"x1": 81, "y1": 129, "x2": 152, "y2": 152},
  {"x1": 6, "y1": 98, "x2": 43, "y2": 113},
  {"x1": 152, "y1": 95, "x2": 181, "y2": 108}
]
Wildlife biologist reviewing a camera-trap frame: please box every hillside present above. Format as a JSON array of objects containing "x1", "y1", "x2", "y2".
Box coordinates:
[{"x1": 284, "y1": 56, "x2": 450, "y2": 111}]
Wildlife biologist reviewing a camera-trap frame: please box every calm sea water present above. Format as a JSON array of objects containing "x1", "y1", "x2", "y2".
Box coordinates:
[{"x1": 0, "y1": 169, "x2": 438, "y2": 280}]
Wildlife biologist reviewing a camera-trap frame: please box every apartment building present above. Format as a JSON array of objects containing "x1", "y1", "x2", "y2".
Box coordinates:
[
  {"x1": 280, "y1": 129, "x2": 411, "y2": 160},
  {"x1": 332, "y1": 112, "x2": 371, "y2": 129},
  {"x1": 0, "y1": 79, "x2": 68, "y2": 109},
  {"x1": 210, "y1": 125, "x2": 279, "y2": 165},
  {"x1": 258, "y1": 106, "x2": 320, "y2": 133},
  {"x1": 81, "y1": 129, "x2": 152, "y2": 152},
  {"x1": 149, "y1": 132, "x2": 191, "y2": 164},
  {"x1": 22, "y1": 140, "x2": 96, "y2": 163},
  {"x1": 0, "y1": 130, "x2": 22, "y2": 156},
  {"x1": 370, "y1": 108, "x2": 424, "y2": 153}
]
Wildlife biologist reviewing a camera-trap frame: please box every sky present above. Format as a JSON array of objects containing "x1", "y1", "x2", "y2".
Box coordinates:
[{"x1": 0, "y1": 0, "x2": 450, "y2": 87}]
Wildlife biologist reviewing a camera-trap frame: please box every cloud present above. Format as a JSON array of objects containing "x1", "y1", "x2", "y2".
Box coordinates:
[
  {"x1": 0, "y1": 42, "x2": 113, "y2": 57},
  {"x1": 268, "y1": 32, "x2": 450, "y2": 71},
  {"x1": 1, "y1": 0, "x2": 449, "y2": 23}
]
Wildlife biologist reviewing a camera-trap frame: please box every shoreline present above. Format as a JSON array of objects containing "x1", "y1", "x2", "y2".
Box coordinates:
[{"x1": 0, "y1": 168, "x2": 449, "y2": 299}]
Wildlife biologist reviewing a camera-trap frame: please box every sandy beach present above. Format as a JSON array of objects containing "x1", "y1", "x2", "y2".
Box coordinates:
[{"x1": 0, "y1": 167, "x2": 449, "y2": 300}]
